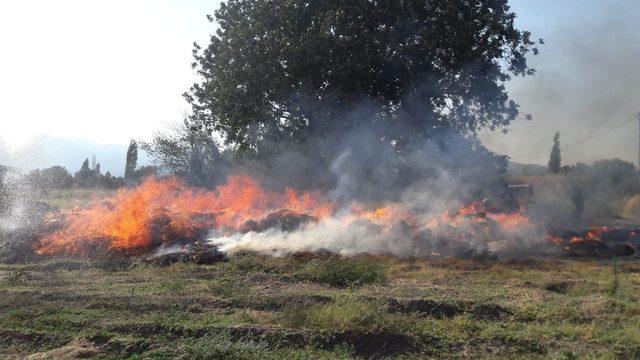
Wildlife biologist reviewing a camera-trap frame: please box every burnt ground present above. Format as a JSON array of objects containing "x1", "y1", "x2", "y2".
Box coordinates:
[{"x1": 1, "y1": 254, "x2": 640, "y2": 359}]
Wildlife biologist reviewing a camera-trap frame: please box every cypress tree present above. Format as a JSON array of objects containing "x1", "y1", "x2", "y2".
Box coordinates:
[
  {"x1": 80, "y1": 158, "x2": 90, "y2": 172},
  {"x1": 75, "y1": 158, "x2": 93, "y2": 187},
  {"x1": 548, "y1": 132, "x2": 561, "y2": 173},
  {"x1": 124, "y1": 140, "x2": 138, "y2": 181}
]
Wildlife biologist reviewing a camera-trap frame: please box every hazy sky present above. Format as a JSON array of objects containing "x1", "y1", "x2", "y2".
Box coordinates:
[
  {"x1": 1, "y1": 0, "x2": 639, "y2": 165},
  {"x1": 481, "y1": 0, "x2": 640, "y2": 165},
  {"x1": 0, "y1": 0, "x2": 213, "y2": 148}
]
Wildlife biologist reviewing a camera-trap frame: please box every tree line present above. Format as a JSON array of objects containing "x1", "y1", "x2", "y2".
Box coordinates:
[{"x1": 23, "y1": 140, "x2": 156, "y2": 190}]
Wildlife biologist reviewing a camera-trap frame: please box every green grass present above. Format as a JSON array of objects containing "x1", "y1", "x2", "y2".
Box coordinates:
[
  {"x1": 280, "y1": 298, "x2": 414, "y2": 333},
  {"x1": 1, "y1": 256, "x2": 640, "y2": 358},
  {"x1": 298, "y1": 255, "x2": 386, "y2": 287}
]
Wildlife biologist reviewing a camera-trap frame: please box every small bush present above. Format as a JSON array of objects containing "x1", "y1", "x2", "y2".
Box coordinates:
[
  {"x1": 157, "y1": 332, "x2": 352, "y2": 359},
  {"x1": 171, "y1": 333, "x2": 266, "y2": 360},
  {"x1": 608, "y1": 260, "x2": 620, "y2": 296},
  {"x1": 228, "y1": 251, "x2": 279, "y2": 273},
  {"x1": 280, "y1": 299, "x2": 413, "y2": 333},
  {"x1": 206, "y1": 276, "x2": 250, "y2": 306},
  {"x1": 206, "y1": 277, "x2": 247, "y2": 297},
  {"x1": 299, "y1": 256, "x2": 385, "y2": 287},
  {"x1": 6, "y1": 270, "x2": 28, "y2": 286},
  {"x1": 162, "y1": 279, "x2": 187, "y2": 294}
]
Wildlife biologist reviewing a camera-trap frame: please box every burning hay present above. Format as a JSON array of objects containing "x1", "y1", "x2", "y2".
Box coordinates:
[
  {"x1": 144, "y1": 242, "x2": 226, "y2": 266},
  {"x1": 0, "y1": 165, "x2": 626, "y2": 263},
  {"x1": 27, "y1": 173, "x2": 543, "y2": 260},
  {"x1": 34, "y1": 174, "x2": 334, "y2": 256},
  {"x1": 18, "y1": 173, "x2": 634, "y2": 262},
  {"x1": 548, "y1": 227, "x2": 638, "y2": 258}
]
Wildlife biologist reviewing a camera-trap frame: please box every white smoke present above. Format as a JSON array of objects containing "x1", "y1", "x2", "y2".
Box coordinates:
[
  {"x1": 0, "y1": 168, "x2": 34, "y2": 231},
  {"x1": 208, "y1": 165, "x2": 549, "y2": 258},
  {"x1": 208, "y1": 207, "x2": 547, "y2": 258},
  {"x1": 211, "y1": 218, "x2": 399, "y2": 256}
]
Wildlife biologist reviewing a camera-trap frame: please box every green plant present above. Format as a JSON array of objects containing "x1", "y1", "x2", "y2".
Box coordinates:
[
  {"x1": 299, "y1": 256, "x2": 385, "y2": 287},
  {"x1": 6, "y1": 270, "x2": 28, "y2": 286},
  {"x1": 608, "y1": 258, "x2": 619, "y2": 296},
  {"x1": 162, "y1": 279, "x2": 187, "y2": 294},
  {"x1": 557, "y1": 351, "x2": 577, "y2": 360},
  {"x1": 175, "y1": 333, "x2": 267, "y2": 360},
  {"x1": 228, "y1": 252, "x2": 276, "y2": 273},
  {"x1": 206, "y1": 276, "x2": 251, "y2": 307},
  {"x1": 280, "y1": 299, "x2": 413, "y2": 334}
]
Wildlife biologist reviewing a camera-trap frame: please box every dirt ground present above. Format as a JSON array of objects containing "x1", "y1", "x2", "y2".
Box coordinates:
[{"x1": 1, "y1": 254, "x2": 639, "y2": 359}]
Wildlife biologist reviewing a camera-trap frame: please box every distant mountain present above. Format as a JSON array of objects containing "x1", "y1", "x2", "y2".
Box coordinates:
[{"x1": 0, "y1": 136, "x2": 150, "y2": 176}]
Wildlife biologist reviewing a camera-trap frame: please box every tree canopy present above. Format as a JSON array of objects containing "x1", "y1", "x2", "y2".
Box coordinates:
[{"x1": 185, "y1": 0, "x2": 539, "y2": 154}]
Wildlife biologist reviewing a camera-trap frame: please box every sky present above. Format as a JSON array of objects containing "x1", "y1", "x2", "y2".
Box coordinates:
[
  {"x1": 0, "y1": 0, "x2": 639, "y2": 166},
  {"x1": 480, "y1": 0, "x2": 640, "y2": 165},
  {"x1": 0, "y1": 0, "x2": 215, "y2": 148}
]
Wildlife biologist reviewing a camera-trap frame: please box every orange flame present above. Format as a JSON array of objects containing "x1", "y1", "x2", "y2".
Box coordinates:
[
  {"x1": 424, "y1": 201, "x2": 532, "y2": 234},
  {"x1": 37, "y1": 175, "x2": 537, "y2": 256},
  {"x1": 37, "y1": 174, "x2": 336, "y2": 255},
  {"x1": 350, "y1": 203, "x2": 417, "y2": 226}
]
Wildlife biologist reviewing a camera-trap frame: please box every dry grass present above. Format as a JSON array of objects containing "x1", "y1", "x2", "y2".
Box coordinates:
[{"x1": 40, "y1": 188, "x2": 117, "y2": 209}]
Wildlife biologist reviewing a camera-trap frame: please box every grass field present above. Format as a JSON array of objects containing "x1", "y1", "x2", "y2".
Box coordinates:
[
  {"x1": 39, "y1": 188, "x2": 117, "y2": 209},
  {"x1": 1, "y1": 254, "x2": 640, "y2": 359}
]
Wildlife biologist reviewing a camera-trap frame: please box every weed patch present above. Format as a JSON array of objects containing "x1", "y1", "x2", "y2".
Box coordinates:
[
  {"x1": 5, "y1": 270, "x2": 28, "y2": 286},
  {"x1": 280, "y1": 299, "x2": 413, "y2": 334},
  {"x1": 298, "y1": 256, "x2": 385, "y2": 287}
]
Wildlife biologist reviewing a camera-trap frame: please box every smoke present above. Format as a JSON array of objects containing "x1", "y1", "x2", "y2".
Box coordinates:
[
  {"x1": 235, "y1": 97, "x2": 515, "y2": 207},
  {"x1": 206, "y1": 0, "x2": 640, "y2": 258},
  {"x1": 209, "y1": 197, "x2": 547, "y2": 259},
  {"x1": 207, "y1": 119, "x2": 544, "y2": 258},
  {"x1": 0, "y1": 168, "x2": 36, "y2": 231}
]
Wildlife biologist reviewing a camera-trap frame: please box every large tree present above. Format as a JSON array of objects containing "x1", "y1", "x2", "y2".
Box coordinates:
[
  {"x1": 185, "y1": 0, "x2": 539, "y2": 154},
  {"x1": 142, "y1": 121, "x2": 228, "y2": 187}
]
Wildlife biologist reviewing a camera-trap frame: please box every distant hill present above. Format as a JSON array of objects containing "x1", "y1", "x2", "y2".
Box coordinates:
[
  {"x1": 507, "y1": 161, "x2": 548, "y2": 177},
  {"x1": 0, "y1": 136, "x2": 150, "y2": 177}
]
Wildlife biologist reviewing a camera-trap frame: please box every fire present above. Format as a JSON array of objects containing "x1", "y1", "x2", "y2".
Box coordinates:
[
  {"x1": 37, "y1": 174, "x2": 539, "y2": 257},
  {"x1": 37, "y1": 174, "x2": 336, "y2": 255},
  {"x1": 486, "y1": 211, "x2": 533, "y2": 233},
  {"x1": 351, "y1": 203, "x2": 417, "y2": 226},
  {"x1": 424, "y1": 201, "x2": 533, "y2": 234},
  {"x1": 546, "y1": 226, "x2": 638, "y2": 258}
]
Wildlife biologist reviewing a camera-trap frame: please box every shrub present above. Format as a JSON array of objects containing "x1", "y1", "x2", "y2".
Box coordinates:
[
  {"x1": 164, "y1": 333, "x2": 352, "y2": 360},
  {"x1": 228, "y1": 251, "x2": 276, "y2": 273},
  {"x1": 206, "y1": 277, "x2": 248, "y2": 297},
  {"x1": 174, "y1": 335, "x2": 266, "y2": 360},
  {"x1": 280, "y1": 299, "x2": 413, "y2": 334},
  {"x1": 6, "y1": 270, "x2": 28, "y2": 286},
  {"x1": 299, "y1": 256, "x2": 385, "y2": 287}
]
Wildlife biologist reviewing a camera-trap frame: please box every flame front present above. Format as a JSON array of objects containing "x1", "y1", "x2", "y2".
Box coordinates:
[
  {"x1": 37, "y1": 174, "x2": 336, "y2": 254},
  {"x1": 37, "y1": 174, "x2": 537, "y2": 256}
]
